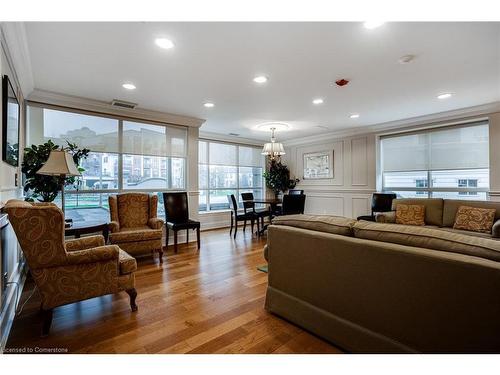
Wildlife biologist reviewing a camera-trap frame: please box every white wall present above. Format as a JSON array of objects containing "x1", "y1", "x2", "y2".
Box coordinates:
[{"x1": 284, "y1": 134, "x2": 376, "y2": 218}]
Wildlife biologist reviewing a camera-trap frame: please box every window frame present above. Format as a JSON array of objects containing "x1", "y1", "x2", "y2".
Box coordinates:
[
  {"x1": 379, "y1": 121, "x2": 490, "y2": 199},
  {"x1": 198, "y1": 139, "x2": 265, "y2": 213},
  {"x1": 27, "y1": 102, "x2": 188, "y2": 197}
]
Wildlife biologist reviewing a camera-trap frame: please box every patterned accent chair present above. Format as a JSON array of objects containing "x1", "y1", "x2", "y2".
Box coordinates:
[
  {"x1": 4, "y1": 200, "x2": 138, "y2": 337},
  {"x1": 108, "y1": 193, "x2": 164, "y2": 262}
]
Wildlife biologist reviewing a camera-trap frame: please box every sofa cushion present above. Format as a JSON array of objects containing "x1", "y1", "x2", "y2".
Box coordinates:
[
  {"x1": 117, "y1": 193, "x2": 150, "y2": 228},
  {"x1": 443, "y1": 199, "x2": 500, "y2": 228},
  {"x1": 453, "y1": 206, "x2": 496, "y2": 233},
  {"x1": 118, "y1": 249, "x2": 137, "y2": 274},
  {"x1": 110, "y1": 226, "x2": 163, "y2": 243},
  {"x1": 391, "y1": 198, "x2": 443, "y2": 226},
  {"x1": 438, "y1": 226, "x2": 494, "y2": 239},
  {"x1": 271, "y1": 214, "x2": 355, "y2": 237},
  {"x1": 353, "y1": 221, "x2": 500, "y2": 262},
  {"x1": 395, "y1": 204, "x2": 425, "y2": 226}
]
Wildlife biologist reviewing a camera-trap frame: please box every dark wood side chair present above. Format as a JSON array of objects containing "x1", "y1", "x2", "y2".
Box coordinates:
[
  {"x1": 227, "y1": 194, "x2": 259, "y2": 239},
  {"x1": 275, "y1": 194, "x2": 306, "y2": 216},
  {"x1": 288, "y1": 189, "x2": 304, "y2": 195},
  {"x1": 356, "y1": 192, "x2": 397, "y2": 222},
  {"x1": 163, "y1": 192, "x2": 201, "y2": 253},
  {"x1": 241, "y1": 192, "x2": 268, "y2": 230}
]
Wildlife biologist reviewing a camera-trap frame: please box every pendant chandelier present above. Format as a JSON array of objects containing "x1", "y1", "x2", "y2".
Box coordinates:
[{"x1": 261, "y1": 127, "x2": 285, "y2": 160}]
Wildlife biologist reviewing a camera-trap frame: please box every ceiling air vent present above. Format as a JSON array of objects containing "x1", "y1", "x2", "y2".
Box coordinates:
[
  {"x1": 111, "y1": 99, "x2": 138, "y2": 109},
  {"x1": 228, "y1": 133, "x2": 240, "y2": 137}
]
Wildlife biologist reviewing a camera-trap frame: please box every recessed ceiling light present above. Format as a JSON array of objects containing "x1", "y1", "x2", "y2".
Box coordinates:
[
  {"x1": 122, "y1": 83, "x2": 136, "y2": 90},
  {"x1": 203, "y1": 102, "x2": 215, "y2": 108},
  {"x1": 363, "y1": 21, "x2": 385, "y2": 30},
  {"x1": 398, "y1": 54, "x2": 416, "y2": 64},
  {"x1": 437, "y1": 93, "x2": 453, "y2": 100},
  {"x1": 253, "y1": 75, "x2": 268, "y2": 84},
  {"x1": 312, "y1": 98, "x2": 324, "y2": 105},
  {"x1": 350, "y1": 114, "x2": 360, "y2": 119},
  {"x1": 155, "y1": 38, "x2": 175, "y2": 49}
]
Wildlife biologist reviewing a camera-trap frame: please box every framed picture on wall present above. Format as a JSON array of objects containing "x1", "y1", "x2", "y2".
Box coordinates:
[
  {"x1": 303, "y1": 150, "x2": 333, "y2": 179},
  {"x1": 2, "y1": 75, "x2": 20, "y2": 167}
]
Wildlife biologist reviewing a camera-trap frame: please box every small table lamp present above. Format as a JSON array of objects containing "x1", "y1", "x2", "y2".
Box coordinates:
[{"x1": 37, "y1": 150, "x2": 81, "y2": 215}]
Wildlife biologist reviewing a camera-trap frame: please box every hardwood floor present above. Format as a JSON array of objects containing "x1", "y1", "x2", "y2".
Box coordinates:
[{"x1": 5, "y1": 228, "x2": 342, "y2": 354}]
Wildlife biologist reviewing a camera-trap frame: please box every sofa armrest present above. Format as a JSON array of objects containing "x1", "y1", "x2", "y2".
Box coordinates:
[
  {"x1": 375, "y1": 211, "x2": 396, "y2": 223},
  {"x1": 65, "y1": 235, "x2": 105, "y2": 251},
  {"x1": 66, "y1": 245, "x2": 120, "y2": 266},
  {"x1": 148, "y1": 218, "x2": 164, "y2": 230},
  {"x1": 109, "y1": 221, "x2": 120, "y2": 233},
  {"x1": 492, "y1": 219, "x2": 500, "y2": 238}
]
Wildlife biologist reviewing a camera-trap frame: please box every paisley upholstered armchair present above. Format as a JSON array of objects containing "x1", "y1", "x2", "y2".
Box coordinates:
[
  {"x1": 108, "y1": 193, "x2": 164, "y2": 262},
  {"x1": 4, "y1": 200, "x2": 138, "y2": 336}
]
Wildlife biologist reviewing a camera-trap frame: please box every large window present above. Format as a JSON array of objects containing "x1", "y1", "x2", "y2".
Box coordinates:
[
  {"x1": 198, "y1": 140, "x2": 264, "y2": 212},
  {"x1": 27, "y1": 104, "x2": 188, "y2": 219},
  {"x1": 380, "y1": 122, "x2": 489, "y2": 199}
]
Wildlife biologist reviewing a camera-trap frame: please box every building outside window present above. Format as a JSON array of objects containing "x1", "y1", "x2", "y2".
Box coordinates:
[
  {"x1": 198, "y1": 140, "x2": 264, "y2": 212},
  {"x1": 380, "y1": 122, "x2": 489, "y2": 199},
  {"x1": 27, "y1": 105, "x2": 188, "y2": 222}
]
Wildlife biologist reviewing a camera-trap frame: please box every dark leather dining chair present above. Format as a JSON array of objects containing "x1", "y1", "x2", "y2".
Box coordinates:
[
  {"x1": 356, "y1": 192, "x2": 397, "y2": 222},
  {"x1": 288, "y1": 189, "x2": 304, "y2": 195},
  {"x1": 276, "y1": 194, "x2": 306, "y2": 216},
  {"x1": 163, "y1": 192, "x2": 200, "y2": 253},
  {"x1": 227, "y1": 194, "x2": 259, "y2": 238},
  {"x1": 241, "y1": 192, "x2": 268, "y2": 229}
]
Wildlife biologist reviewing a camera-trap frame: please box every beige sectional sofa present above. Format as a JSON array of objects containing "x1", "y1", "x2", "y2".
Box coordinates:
[
  {"x1": 375, "y1": 198, "x2": 500, "y2": 238},
  {"x1": 264, "y1": 210, "x2": 500, "y2": 353}
]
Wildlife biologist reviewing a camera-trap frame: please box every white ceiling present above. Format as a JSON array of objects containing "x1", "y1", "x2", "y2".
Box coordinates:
[{"x1": 24, "y1": 22, "x2": 500, "y2": 141}]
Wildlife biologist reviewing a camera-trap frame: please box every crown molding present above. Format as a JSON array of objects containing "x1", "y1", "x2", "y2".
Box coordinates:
[
  {"x1": 283, "y1": 101, "x2": 500, "y2": 147},
  {"x1": 0, "y1": 22, "x2": 35, "y2": 96},
  {"x1": 28, "y1": 89, "x2": 206, "y2": 128},
  {"x1": 199, "y1": 130, "x2": 264, "y2": 147}
]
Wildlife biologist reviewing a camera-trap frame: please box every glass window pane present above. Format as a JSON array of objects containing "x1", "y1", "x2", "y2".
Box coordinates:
[
  {"x1": 383, "y1": 171, "x2": 428, "y2": 189},
  {"x1": 56, "y1": 193, "x2": 110, "y2": 223},
  {"x1": 28, "y1": 106, "x2": 119, "y2": 152},
  {"x1": 239, "y1": 146, "x2": 263, "y2": 167},
  {"x1": 171, "y1": 157, "x2": 186, "y2": 189},
  {"x1": 199, "y1": 164, "x2": 208, "y2": 189},
  {"x1": 391, "y1": 191, "x2": 429, "y2": 199},
  {"x1": 430, "y1": 169, "x2": 489, "y2": 189},
  {"x1": 122, "y1": 154, "x2": 168, "y2": 189},
  {"x1": 123, "y1": 121, "x2": 167, "y2": 157},
  {"x1": 431, "y1": 191, "x2": 487, "y2": 200},
  {"x1": 239, "y1": 167, "x2": 263, "y2": 188},
  {"x1": 209, "y1": 142, "x2": 237, "y2": 165},
  {"x1": 199, "y1": 141, "x2": 208, "y2": 164},
  {"x1": 209, "y1": 165, "x2": 237, "y2": 188},
  {"x1": 209, "y1": 190, "x2": 236, "y2": 210},
  {"x1": 199, "y1": 190, "x2": 208, "y2": 212},
  {"x1": 67, "y1": 152, "x2": 119, "y2": 191}
]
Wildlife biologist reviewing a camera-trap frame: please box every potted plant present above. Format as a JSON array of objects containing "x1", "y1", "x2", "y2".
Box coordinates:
[
  {"x1": 22, "y1": 139, "x2": 90, "y2": 202},
  {"x1": 263, "y1": 159, "x2": 300, "y2": 198}
]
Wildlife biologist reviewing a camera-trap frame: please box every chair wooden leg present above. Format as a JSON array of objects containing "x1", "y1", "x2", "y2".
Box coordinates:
[
  {"x1": 174, "y1": 230, "x2": 178, "y2": 253},
  {"x1": 126, "y1": 288, "x2": 138, "y2": 312},
  {"x1": 243, "y1": 219, "x2": 246, "y2": 232},
  {"x1": 166, "y1": 227, "x2": 170, "y2": 250},
  {"x1": 158, "y1": 247, "x2": 163, "y2": 263},
  {"x1": 251, "y1": 219, "x2": 255, "y2": 235},
  {"x1": 196, "y1": 227, "x2": 200, "y2": 250},
  {"x1": 234, "y1": 219, "x2": 238, "y2": 239},
  {"x1": 41, "y1": 308, "x2": 53, "y2": 337}
]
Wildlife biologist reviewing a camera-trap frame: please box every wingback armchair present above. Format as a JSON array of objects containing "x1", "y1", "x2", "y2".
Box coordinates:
[
  {"x1": 108, "y1": 193, "x2": 164, "y2": 262},
  {"x1": 4, "y1": 200, "x2": 138, "y2": 337}
]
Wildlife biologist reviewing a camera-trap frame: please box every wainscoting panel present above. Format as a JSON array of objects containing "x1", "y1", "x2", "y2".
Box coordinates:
[
  {"x1": 352, "y1": 196, "x2": 371, "y2": 218},
  {"x1": 305, "y1": 194, "x2": 345, "y2": 216},
  {"x1": 351, "y1": 137, "x2": 368, "y2": 186}
]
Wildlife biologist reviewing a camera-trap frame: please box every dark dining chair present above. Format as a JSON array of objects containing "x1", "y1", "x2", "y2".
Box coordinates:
[
  {"x1": 288, "y1": 189, "x2": 304, "y2": 195},
  {"x1": 276, "y1": 194, "x2": 306, "y2": 216},
  {"x1": 163, "y1": 192, "x2": 200, "y2": 253},
  {"x1": 356, "y1": 192, "x2": 397, "y2": 222},
  {"x1": 241, "y1": 192, "x2": 268, "y2": 230},
  {"x1": 227, "y1": 194, "x2": 259, "y2": 239}
]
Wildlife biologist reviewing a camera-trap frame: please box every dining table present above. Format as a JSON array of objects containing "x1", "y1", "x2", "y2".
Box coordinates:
[{"x1": 249, "y1": 198, "x2": 282, "y2": 235}]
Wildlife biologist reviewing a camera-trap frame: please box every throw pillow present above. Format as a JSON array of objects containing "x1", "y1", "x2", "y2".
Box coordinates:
[
  {"x1": 453, "y1": 206, "x2": 496, "y2": 233},
  {"x1": 395, "y1": 204, "x2": 426, "y2": 226}
]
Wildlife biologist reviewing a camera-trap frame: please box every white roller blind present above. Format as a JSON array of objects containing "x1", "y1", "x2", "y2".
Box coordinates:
[
  {"x1": 122, "y1": 121, "x2": 166, "y2": 156},
  {"x1": 166, "y1": 126, "x2": 187, "y2": 157},
  {"x1": 28, "y1": 106, "x2": 119, "y2": 152},
  {"x1": 239, "y1": 146, "x2": 263, "y2": 167},
  {"x1": 209, "y1": 142, "x2": 237, "y2": 165},
  {"x1": 381, "y1": 122, "x2": 489, "y2": 172}
]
